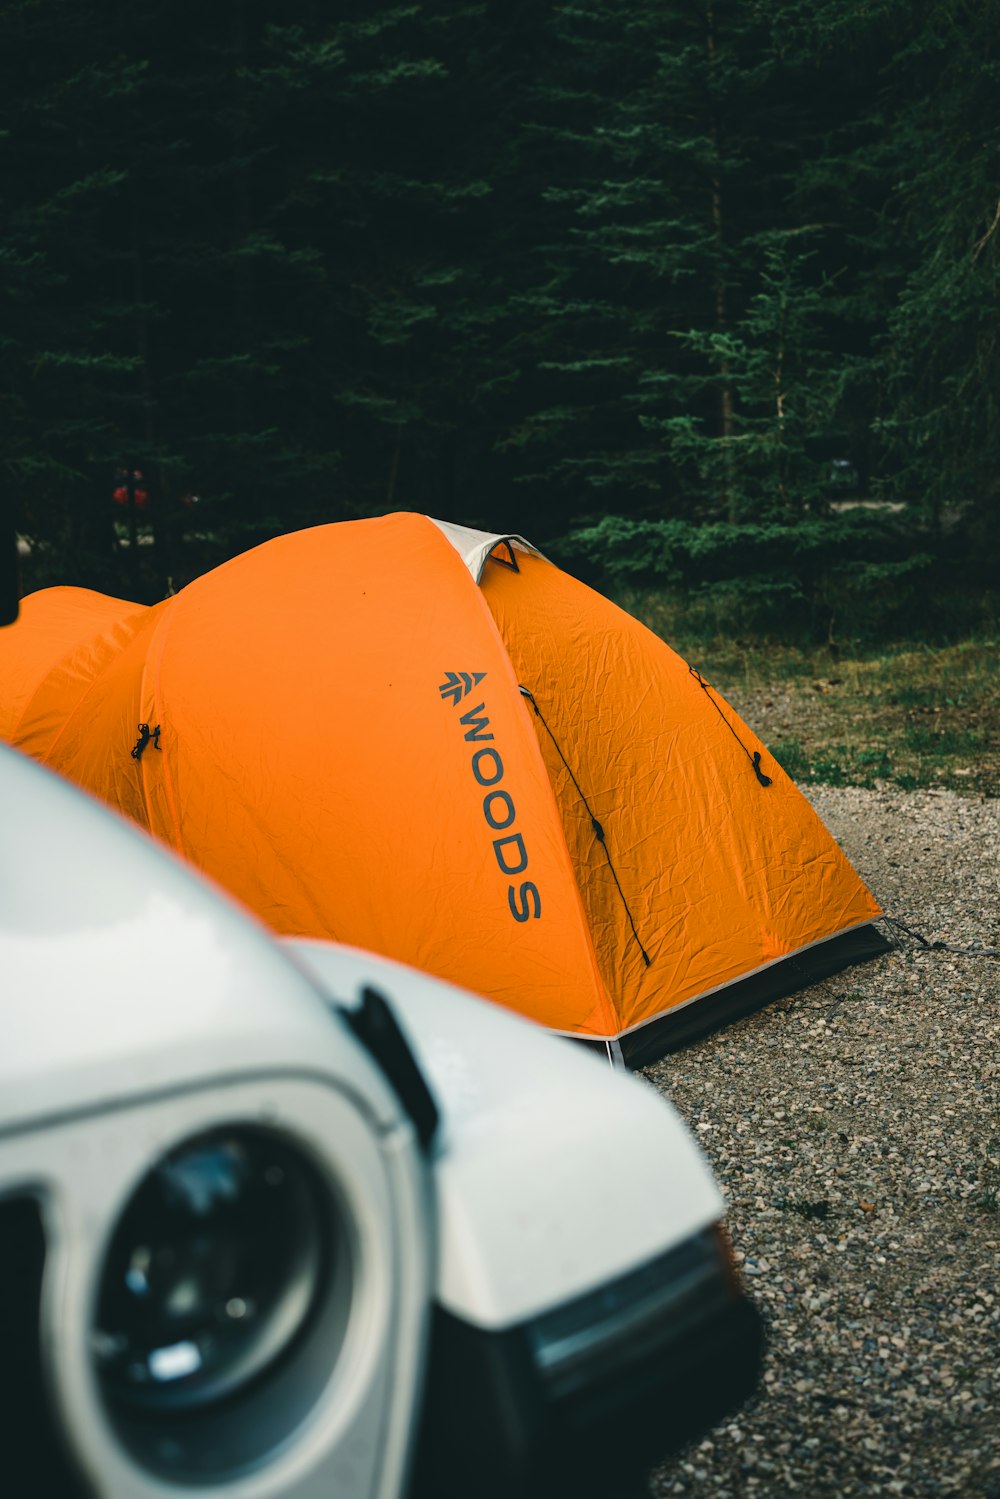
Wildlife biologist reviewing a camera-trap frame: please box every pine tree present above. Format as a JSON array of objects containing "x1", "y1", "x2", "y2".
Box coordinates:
[
  {"x1": 646, "y1": 233, "x2": 857, "y2": 522},
  {"x1": 489, "y1": 0, "x2": 840, "y2": 530},
  {"x1": 870, "y1": 0, "x2": 1000, "y2": 565}
]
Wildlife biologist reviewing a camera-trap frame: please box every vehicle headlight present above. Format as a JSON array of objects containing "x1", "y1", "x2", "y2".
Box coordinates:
[{"x1": 92, "y1": 1126, "x2": 331, "y2": 1417}]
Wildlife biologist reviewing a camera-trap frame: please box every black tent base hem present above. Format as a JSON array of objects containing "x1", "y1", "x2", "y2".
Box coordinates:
[{"x1": 577, "y1": 922, "x2": 892, "y2": 1070}]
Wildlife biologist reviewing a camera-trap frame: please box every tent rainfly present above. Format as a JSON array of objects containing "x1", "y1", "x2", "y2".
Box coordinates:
[{"x1": 0, "y1": 513, "x2": 888, "y2": 1065}]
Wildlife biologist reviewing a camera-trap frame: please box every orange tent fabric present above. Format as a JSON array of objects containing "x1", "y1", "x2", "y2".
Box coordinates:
[{"x1": 0, "y1": 514, "x2": 886, "y2": 1062}]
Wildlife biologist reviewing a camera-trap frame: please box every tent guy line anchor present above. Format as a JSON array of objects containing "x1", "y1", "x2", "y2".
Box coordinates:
[
  {"x1": 130, "y1": 723, "x2": 161, "y2": 761},
  {"x1": 879, "y1": 914, "x2": 1000, "y2": 959},
  {"x1": 519, "y1": 685, "x2": 651, "y2": 968},
  {"x1": 688, "y1": 666, "x2": 773, "y2": 787}
]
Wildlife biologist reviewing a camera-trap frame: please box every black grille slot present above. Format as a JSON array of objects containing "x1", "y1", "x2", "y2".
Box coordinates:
[{"x1": 0, "y1": 1195, "x2": 94, "y2": 1497}]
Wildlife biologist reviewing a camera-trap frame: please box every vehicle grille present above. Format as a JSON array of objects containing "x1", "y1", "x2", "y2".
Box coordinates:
[
  {"x1": 410, "y1": 1227, "x2": 763, "y2": 1499},
  {"x1": 0, "y1": 1195, "x2": 94, "y2": 1497}
]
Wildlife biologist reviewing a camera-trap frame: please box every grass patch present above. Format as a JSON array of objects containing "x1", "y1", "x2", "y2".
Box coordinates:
[{"x1": 624, "y1": 595, "x2": 999, "y2": 796}]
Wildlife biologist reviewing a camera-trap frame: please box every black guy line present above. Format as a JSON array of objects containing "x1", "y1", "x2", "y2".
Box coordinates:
[
  {"x1": 519, "y1": 685, "x2": 651, "y2": 967},
  {"x1": 688, "y1": 666, "x2": 772, "y2": 786},
  {"x1": 880, "y1": 914, "x2": 999, "y2": 958}
]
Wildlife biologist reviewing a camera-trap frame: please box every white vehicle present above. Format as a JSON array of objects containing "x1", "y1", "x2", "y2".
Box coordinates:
[{"x1": 0, "y1": 663, "x2": 761, "y2": 1497}]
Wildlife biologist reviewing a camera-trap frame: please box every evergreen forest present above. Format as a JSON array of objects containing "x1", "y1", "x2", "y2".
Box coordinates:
[{"x1": 2, "y1": 0, "x2": 998, "y2": 640}]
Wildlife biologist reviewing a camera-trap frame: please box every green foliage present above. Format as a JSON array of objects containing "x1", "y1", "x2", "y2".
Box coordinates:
[
  {"x1": 0, "y1": 0, "x2": 997, "y2": 611},
  {"x1": 869, "y1": 1, "x2": 1000, "y2": 553},
  {"x1": 552, "y1": 509, "x2": 935, "y2": 636},
  {"x1": 640, "y1": 237, "x2": 862, "y2": 521}
]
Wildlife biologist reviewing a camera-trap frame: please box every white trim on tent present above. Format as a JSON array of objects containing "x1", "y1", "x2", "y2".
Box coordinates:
[
  {"x1": 544, "y1": 916, "x2": 884, "y2": 1044},
  {"x1": 426, "y1": 516, "x2": 545, "y2": 584}
]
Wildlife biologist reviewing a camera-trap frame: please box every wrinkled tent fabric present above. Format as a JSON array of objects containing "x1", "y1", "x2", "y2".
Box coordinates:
[{"x1": 0, "y1": 513, "x2": 886, "y2": 1062}]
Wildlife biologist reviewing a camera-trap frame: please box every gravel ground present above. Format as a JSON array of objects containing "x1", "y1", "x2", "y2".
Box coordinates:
[{"x1": 645, "y1": 786, "x2": 999, "y2": 1499}]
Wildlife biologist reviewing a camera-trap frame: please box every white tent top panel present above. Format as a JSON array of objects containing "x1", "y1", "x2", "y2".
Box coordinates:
[{"x1": 427, "y1": 517, "x2": 546, "y2": 584}]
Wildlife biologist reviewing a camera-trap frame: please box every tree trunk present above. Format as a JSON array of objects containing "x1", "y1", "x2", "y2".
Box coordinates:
[
  {"x1": 131, "y1": 204, "x2": 174, "y2": 594},
  {"x1": 706, "y1": 3, "x2": 737, "y2": 523},
  {"x1": 386, "y1": 426, "x2": 403, "y2": 508}
]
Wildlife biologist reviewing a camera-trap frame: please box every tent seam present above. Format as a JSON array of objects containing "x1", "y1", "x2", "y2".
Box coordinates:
[
  {"x1": 32, "y1": 612, "x2": 150, "y2": 767},
  {"x1": 5, "y1": 591, "x2": 146, "y2": 747},
  {"x1": 421, "y1": 515, "x2": 621, "y2": 1039},
  {"x1": 141, "y1": 600, "x2": 186, "y2": 856}
]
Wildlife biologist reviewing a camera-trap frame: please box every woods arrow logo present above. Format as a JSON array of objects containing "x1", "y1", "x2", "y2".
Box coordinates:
[
  {"x1": 441, "y1": 674, "x2": 542, "y2": 924},
  {"x1": 439, "y1": 671, "x2": 487, "y2": 705}
]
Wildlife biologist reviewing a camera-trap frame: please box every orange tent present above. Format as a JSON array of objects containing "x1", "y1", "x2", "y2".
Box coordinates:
[{"x1": 0, "y1": 514, "x2": 886, "y2": 1063}]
